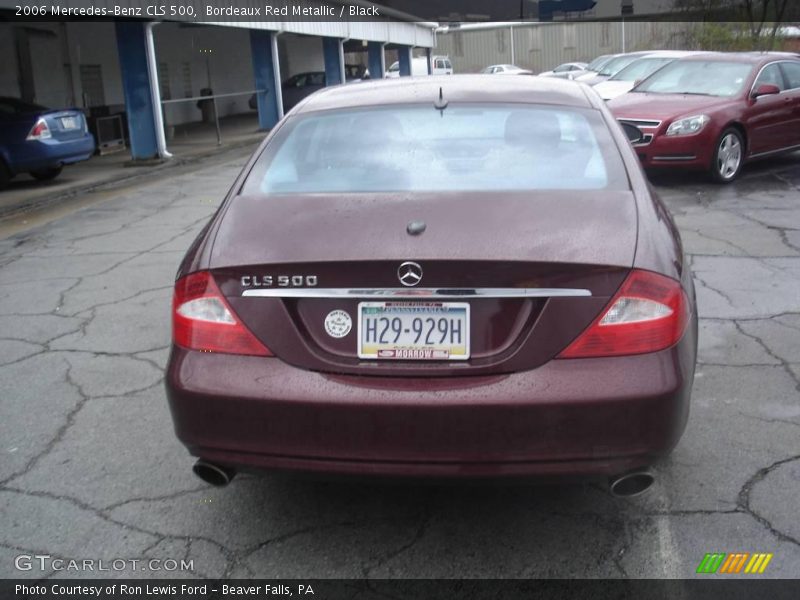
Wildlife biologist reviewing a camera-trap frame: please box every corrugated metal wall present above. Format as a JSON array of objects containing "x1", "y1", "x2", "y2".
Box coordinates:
[{"x1": 436, "y1": 21, "x2": 693, "y2": 74}]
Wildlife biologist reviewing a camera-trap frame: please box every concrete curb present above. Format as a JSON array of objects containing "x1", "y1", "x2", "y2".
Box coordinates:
[{"x1": 0, "y1": 138, "x2": 260, "y2": 222}]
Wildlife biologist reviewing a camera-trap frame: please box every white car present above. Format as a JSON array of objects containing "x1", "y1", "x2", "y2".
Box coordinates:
[
  {"x1": 386, "y1": 56, "x2": 453, "y2": 78},
  {"x1": 574, "y1": 52, "x2": 655, "y2": 86},
  {"x1": 481, "y1": 64, "x2": 533, "y2": 75},
  {"x1": 538, "y1": 62, "x2": 588, "y2": 79},
  {"x1": 593, "y1": 51, "x2": 698, "y2": 100}
]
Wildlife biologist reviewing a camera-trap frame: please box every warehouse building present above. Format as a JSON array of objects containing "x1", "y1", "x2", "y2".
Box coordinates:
[{"x1": 0, "y1": 0, "x2": 436, "y2": 161}]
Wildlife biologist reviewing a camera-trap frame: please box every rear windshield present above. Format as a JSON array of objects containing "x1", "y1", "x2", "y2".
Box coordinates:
[
  {"x1": 243, "y1": 104, "x2": 628, "y2": 194},
  {"x1": 634, "y1": 60, "x2": 754, "y2": 96},
  {"x1": 598, "y1": 55, "x2": 642, "y2": 76},
  {"x1": 610, "y1": 57, "x2": 675, "y2": 82},
  {"x1": 586, "y1": 55, "x2": 612, "y2": 72}
]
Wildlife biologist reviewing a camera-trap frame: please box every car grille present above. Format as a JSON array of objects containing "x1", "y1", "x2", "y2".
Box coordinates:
[{"x1": 617, "y1": 118, "x2": 661, "y2": 147}]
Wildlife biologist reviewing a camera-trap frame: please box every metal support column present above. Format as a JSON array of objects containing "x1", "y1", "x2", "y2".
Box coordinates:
[
  {"x1": 322, "y1": 37, "x2": 343, "y2": 85},
  {"x1": 114, "y1": 21, "x2": 159, "y2": 160},
  {"x1": 250, "y1": 29, "x2": 281, "y2": 129},
  {"x1": 367, "y1": 41, "x2": 385, "y2": 79},
  {"x1": 398, "y1": 46, "x2": 412, "y2": 77}
]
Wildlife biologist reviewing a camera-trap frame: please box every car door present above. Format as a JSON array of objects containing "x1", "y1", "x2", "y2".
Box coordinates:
[
  {"x1": 745, "y1": 62, "x2": 791, "y2": 155},
  {"x1": 778, "y1": 61, "x2": 800, "y2": 147}
]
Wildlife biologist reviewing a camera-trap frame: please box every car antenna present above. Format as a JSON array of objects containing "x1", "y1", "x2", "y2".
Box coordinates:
[{"x1": 434, "y1": 86, "x2": 448, "y2": 114}]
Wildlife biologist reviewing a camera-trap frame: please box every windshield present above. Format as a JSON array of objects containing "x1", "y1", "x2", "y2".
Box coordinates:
[
  {"x1": 586, "y1": 56, "x2": 612, "y2": 72},
  {"x1": 243, "y1": 105, "x2": 628, "y2": 194},
  {"x1": 634, "y1": 60, "x2": 754, "y2": 96},
  {"x1": 388, "y1": 62, "x2": 399, "y2": 72},
  {"x1": 598, "y1": 55, "x2": 643, "y2": 76},
  {"x1": 609, "y1": 57, "x2": 675, "y2": 82}
]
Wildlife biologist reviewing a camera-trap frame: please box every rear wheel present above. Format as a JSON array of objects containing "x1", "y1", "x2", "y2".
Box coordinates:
[
  {"x1": 709, "y1": 128, "x2": 743, "y2": 183},
  {"x1": 30, "y1": 166, "x2": 63, "y2": 181}
]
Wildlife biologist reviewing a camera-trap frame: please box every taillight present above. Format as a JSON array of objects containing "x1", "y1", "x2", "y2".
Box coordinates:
[
  {"x1": 26, "y1": 118, "x2": 52, "y2": 141},
  {"x1": 172, "y1": 271, "x2": 272, "y2": 356},
  {"x1": 558, "y1": 269, "x2": 689, "y2": 358}
]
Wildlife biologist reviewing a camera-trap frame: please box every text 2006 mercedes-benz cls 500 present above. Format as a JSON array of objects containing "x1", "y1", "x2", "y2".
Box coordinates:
[{"x1": 165, "y1": 75, "x2": 698, "y2": 497}]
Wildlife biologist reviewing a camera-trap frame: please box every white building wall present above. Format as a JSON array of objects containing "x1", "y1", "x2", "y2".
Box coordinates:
[
  {"x1": 152, "y1": 23, "x2": 256, "y2": 126},
  {"x1": 66, "y1": 22, "x2": 125, "y2": 106},
  {"x1": 0, "y1": 15, "x2": 434, "y2": 128},
  {"x1": 282, "y1": 35, "x2": 326, "y2": 75}
]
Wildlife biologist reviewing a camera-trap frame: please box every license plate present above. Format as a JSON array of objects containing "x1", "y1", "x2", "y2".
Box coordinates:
[
  {"x1": 60, "y1": 117, "x2": 79, "y2": 129},
  {"x1": 357, "y1": 302, "x2": 470, "y2": 360}
]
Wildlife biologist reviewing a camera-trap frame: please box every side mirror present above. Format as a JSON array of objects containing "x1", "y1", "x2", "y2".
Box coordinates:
[
  {"x1": 620, "y1": 122, "x2": 645, "y2": 144},
  {"x1": 751, "y1": 83, "x2": 781, "y2": 99}
]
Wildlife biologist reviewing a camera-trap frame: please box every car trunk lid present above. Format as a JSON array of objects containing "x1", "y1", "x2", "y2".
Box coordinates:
[
  {"x1": 211, "y1": 191, "x2": 637, "y2": 375},
  {"x1": 42, "y1": 110, "x2": 87, "y2": 142}
]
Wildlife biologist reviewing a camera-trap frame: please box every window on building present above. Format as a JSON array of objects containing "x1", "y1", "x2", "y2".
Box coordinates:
[
  {"x1": 564, "y1": 24, "x2": 576, "y2": 49},
  {"x1": 529, "y1": 27, "x2": 541, "y2": 50},
  {"x1": 182, "y1": 62, "x2": 192, "y2": 98},
  {"x1": 79, "y1": 64, "x2": 105, "y2": 107},
  {"x1": 601, "y1": 23, "x2": 610, "y2": 47},
  {"x1": 496, "y1": 29, "x2": 506, "y2": 54},
  {"x1": 158, "y1": 62, "x2": 172, "y2": 100}
]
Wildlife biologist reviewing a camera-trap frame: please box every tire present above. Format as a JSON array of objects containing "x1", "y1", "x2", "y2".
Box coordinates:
[
  {"x1": 30, "y1": 166, "x2": 63, "y2": 181},
  {"x1": 709, "y1": 128, "x2": 744, "y2": 183}
]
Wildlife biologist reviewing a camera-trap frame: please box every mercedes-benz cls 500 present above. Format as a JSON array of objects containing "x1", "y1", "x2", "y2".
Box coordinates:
[{"x1": 165, "y1": 76, "x2": 698, "y2": 493}]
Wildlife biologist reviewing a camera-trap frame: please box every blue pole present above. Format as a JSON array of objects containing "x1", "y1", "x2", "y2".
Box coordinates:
[
  {"x1": 114, "y1": 22, "x2": 158, "y2": 160},
  {"x1": 398, "y1": 46, "x2": 412, "y2": 77},
  {"x1": 249, "y1": 30, "x2": 280, "y2": 130},
  {"x1": 367, "y1": 41, "x2": 384, "y2": 79},
  {"x1": 322, "y1": 37, "x2": 343, "y2": 85}
]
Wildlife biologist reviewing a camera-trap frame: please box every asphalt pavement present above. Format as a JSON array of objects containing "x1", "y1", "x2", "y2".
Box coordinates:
[{"x1": 1, "y1": 149, "x2": 799, "y2": 580}]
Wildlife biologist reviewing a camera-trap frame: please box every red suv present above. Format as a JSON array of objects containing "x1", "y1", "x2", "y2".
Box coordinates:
[{"x1": 608, "y1": 52, "x2": 800, "y2": 182}]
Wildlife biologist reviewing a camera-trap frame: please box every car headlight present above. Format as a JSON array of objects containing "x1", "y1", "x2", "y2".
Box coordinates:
[{"x1": 666, "y1": 115, "x2": 710, "y2": 136}]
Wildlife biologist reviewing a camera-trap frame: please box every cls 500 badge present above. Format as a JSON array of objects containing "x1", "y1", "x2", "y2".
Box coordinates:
[{"x1": 241, "y1": 275, "x2": 318, "y2": 288}]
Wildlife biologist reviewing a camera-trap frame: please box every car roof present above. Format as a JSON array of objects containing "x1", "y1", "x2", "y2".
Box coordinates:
[
  {"x1": 294, "y1": 75, "x2": 594, "y2": 113},
  {"x1": 632, "y1": 50, "x2": 700, "y2": 58},
  {"x1": 680, "y1": 51, "x2": 800, "y2": 64}
]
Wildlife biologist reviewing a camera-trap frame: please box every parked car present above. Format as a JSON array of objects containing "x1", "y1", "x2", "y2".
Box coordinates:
[
  {"x1": 166, "y1": 75, "x2": 698, "y2": 496},
  {"x1": 249, "y1": 65, "x2": 367, "y2": 113},
  {"x1": 385, "y1": 55, "x2": 453, "y2": 78},
  {"x1": 594, "y1": 51, "x2": 698, "y2": 101},
  {"x1": 538, "y1": 62, "x2": 588, "y2": 79},
  {"x1": 481, "y1": 64, "x2": 533, "y2": 75},
  {"x1": 579, "y1": 54, "x2": 616, "y2": 78},
  {"x1": 0, "y1": 97, "x2": 94, "y2": 189},
  {"x1": 608, "y1": 52, "x2": 800, "y2": 182},
  {"x1": 575, "y1": 52, "x2": 654, "y2": 86}
]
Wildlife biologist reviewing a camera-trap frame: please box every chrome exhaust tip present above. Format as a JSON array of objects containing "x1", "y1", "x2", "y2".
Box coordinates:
[
  {"x1": 193, "y1": 459, "x2": 236, "y2": 487},
  {"x1": 608, "y1": 469, "x2": 655, "y2": 498}
]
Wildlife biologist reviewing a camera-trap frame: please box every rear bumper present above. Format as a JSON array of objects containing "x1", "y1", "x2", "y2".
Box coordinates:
[
  {"x1": 165, "y1": 334, "x2": 695, "y2": 479},
  {"x1": 6, "y1": 134, "x2": 95, "y2": 174}
]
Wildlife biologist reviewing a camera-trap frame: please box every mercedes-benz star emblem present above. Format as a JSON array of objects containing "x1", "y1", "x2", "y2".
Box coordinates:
[{"x1": 397, "y1": 261, "x2": 423, "y2": 287}]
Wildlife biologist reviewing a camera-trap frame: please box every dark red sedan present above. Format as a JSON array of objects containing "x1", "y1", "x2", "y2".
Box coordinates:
[
  {"x1": 166, "y1": 75, "x2": 698, "y2": 497},
  {"x1": 608, "y1": 52, "x2": 800, "y2": 182}
]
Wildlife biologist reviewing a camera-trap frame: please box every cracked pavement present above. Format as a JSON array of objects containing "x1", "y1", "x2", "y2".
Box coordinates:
[{"x1": 0, "y1": 147, "x2": 799, "y2": 580}]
